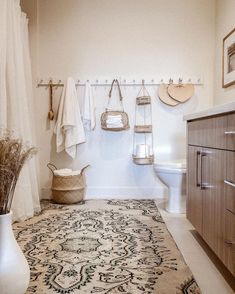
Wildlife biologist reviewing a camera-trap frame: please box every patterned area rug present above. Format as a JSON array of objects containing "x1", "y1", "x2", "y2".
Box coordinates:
[{"x1": 13, "y1": 200, "x2": 201, "y2": 293}]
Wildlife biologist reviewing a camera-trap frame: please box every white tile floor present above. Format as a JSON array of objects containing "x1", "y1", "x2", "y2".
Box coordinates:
[{"x1": 156, "y1": 200, "x2": 235, "y2": 294}]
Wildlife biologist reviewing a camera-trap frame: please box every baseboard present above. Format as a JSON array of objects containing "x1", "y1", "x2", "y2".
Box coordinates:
[
  {"x1": 85, "y1": 186, "x2": 167, "y2": 199},
  {"x1": 41, "y1": 188, "x2": 52, "y2": 199},
  {"x1": 41, "y1": 186, "x2": 167, "y2": 200}
]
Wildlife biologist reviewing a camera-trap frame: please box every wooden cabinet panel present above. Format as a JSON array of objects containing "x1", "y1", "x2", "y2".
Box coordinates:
[
  {"x1": 201, "y1": 149, "x2": 226, "y2": 259},
  {"x1": 187, "y1": 146, "x2": 203, "y2": 235},
  {"x1": 224, "y1": 210, "x2": 235, "y2": 276},
  {"x1": 225, "y1": 151, "x2": 235, "y2": 214},
  {"x1": 226, "y1": 113, "x2": 235, "y2": 151},
  {"x1": 188, "y1": 116, "x2": 227, "y2": 149}
]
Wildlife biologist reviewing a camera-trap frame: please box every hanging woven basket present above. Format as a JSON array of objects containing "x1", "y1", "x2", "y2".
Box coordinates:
[
  {"x1": 47, "y1": 163, "x2": 90, "y2": 204},
  {"x1": 136, "y1": 96, "x2": 151, "y2": 105},
  {"x1": 134, "y1": 125, "x2": 152, "y2": 133},
  {"x1": 101, "y1": 79, "x2": 130, "y2": 131},
  {"x1": 101, "y1": 110, "x2": 129, "y2": 131},
  {"x1": 132, "y1": 155, "x2": 154, "y2": 165}
]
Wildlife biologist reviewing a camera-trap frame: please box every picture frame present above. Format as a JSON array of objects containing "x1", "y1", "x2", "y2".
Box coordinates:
[{"x1": 223, "y1": 28, "x2": 235, "y2": 88}]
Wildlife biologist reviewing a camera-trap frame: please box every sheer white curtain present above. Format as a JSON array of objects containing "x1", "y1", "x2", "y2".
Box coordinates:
[{"x1": 0, "y1": 0, "x2": 41, "y2": 220}]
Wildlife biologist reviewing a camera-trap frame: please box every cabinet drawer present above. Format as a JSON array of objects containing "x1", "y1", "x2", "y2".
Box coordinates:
[
  {"x1": 224, "y1": 210, "x2": 235, "y2": 276},
  {"x1": 188, "y1": 115, "x2": 227, "y2": 149},
  {"x1": 225, "y1": 151, "x2": 235, "y2": 214},
  {"x1": 226, "y1": 113, "x2": 235, "y2": 150}
]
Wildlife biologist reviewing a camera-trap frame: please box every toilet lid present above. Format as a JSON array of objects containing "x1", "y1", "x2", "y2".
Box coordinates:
[{"x1": 155, "y1": 159, "x2": 186, "y2": 169}]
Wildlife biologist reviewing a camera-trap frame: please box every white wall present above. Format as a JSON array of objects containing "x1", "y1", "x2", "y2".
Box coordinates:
[
  {"x1": 21, "y1": 0, "x2": 215, "y2": 199},
  {"x1": 214, "y1": 0, "x2": 235, "y2": 105}
]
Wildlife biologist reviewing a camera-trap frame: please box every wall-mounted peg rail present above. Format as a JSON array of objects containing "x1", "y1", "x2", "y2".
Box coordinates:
[
  {"x1": 37, "y1": 77, "x2": 203, "y2": 120},
  {"x1": 37, "y1": 76, "x2": 203, "y2": 88}
]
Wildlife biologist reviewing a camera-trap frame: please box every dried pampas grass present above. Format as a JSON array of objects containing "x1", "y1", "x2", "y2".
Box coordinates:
[{"x1": 0, "y1": 129, "x2": 37, "y2": 214}]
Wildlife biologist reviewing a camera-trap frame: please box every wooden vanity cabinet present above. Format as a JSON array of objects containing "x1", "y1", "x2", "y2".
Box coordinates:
[{"x1": 187, "y1": 112, "x2": 235, "y2": 276}]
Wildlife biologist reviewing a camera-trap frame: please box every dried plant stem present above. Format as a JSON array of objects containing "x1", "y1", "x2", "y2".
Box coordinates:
[{"x1": 0, "y1": 130, "x2": 37, "y2": 214}]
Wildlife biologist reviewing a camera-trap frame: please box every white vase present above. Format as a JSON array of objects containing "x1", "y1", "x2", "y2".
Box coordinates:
[{"x1": 0, "y1": 212, "x2": 30, "y2": 294}]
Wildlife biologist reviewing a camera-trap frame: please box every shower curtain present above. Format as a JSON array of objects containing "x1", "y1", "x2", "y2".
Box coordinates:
[{"x1": 0, "y1": 0, "x2": 41, "y2": 220}]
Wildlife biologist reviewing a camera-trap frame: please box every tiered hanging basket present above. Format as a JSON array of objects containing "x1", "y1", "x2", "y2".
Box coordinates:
[
  {"x1": 132, "y1": 81, "x2": 154, "y2": 165},
  {"x1": 47, "y1": 163, "x2": 89, "y2": 204}
]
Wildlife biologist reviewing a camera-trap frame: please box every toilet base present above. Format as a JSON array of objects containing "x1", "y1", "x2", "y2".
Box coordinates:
[{"x1": 165, "y1": 188, "x2": 186, "y2": 214}]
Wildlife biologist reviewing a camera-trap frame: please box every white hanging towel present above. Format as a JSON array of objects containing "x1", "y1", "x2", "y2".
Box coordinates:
[
  {"x1": 54, "y1": 77, "x2": 86, "y2": 158},
  {"x1": 106, "y1": 115, "x2": 122, "y2": 124},
  {"x1": 53, "y1": 169, "x2": 81, "y2": 176},
  {"x1": 82, "y1": 81, "x2": 96, "y2": 131}
]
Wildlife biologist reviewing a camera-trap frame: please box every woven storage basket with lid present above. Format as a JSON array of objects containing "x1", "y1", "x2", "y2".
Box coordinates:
[{"x1": 47, "y1": 163, "x2": 89, "y2": 204}]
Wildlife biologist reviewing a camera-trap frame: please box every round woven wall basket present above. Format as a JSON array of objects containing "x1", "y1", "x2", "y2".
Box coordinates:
[{"x1": 47, "y1": 163, "x2": 90, "y2": 204}]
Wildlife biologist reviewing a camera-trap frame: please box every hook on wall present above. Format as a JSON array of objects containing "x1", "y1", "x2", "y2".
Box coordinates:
[
  {"x1": 169, "y1": 78, "x2": 173, "y2": 84},
  {"x1": 178, "y1": 77, "x2": 183, "y2": 84},
  {"x1": 37, "y1": 79, "x2": 43, "y2": 87},
  {"x1": 46, "y1": 79, "x2": 53, "y2": 89},
  {"x1": 55, "y1": 80, "x2": 62, "y2": 89}
]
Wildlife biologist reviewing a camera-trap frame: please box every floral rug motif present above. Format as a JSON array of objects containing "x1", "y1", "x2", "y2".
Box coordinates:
[{"x1": 13, "y1": 199, "x2": 201, "y2": 293}]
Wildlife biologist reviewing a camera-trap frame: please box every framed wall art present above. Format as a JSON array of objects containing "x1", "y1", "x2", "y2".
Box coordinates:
[{"x1": 223, "y1": 28, "x2": 235, "y2": 88}]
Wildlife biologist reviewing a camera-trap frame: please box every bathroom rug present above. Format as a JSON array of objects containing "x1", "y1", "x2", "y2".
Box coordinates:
[{"x1": 13, "y1": 199, "x2": 201, "y2": 294}]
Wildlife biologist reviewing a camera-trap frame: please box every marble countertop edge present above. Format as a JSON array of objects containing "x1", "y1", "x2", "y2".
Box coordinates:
[{"x1": 183, "y1": 101, "x2": 235, "y2": 121}]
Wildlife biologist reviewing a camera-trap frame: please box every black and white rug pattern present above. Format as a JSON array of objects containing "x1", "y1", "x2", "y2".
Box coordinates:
[{"x1": 13, "y1": 200, "x2": 201, "y2": 293}]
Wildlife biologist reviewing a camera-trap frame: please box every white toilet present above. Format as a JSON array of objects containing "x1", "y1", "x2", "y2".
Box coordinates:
[{"x1": 154, "y1": 159, "x2": 186, "y2": 213}]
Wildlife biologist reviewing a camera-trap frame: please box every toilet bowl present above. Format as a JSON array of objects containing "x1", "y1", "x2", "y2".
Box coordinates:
[{"x1": 154, "y1": 159, "x2": 186, "y2": 213}]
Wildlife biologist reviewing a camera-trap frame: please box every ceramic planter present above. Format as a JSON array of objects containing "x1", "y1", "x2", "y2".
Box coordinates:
[{"x1": 0, "y1": 212, "x2": 30, "y2": 294}]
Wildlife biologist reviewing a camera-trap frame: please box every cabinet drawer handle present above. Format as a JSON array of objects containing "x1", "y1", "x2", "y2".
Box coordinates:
[
  {"x1": 224, "y1": 180, "x2": 235, "y2": 188},
  {"x1": 196, "y1": 151, "x2": 201, "y2": 187},
  {"x1": 224, "y1": 131, "x2": 235, "y2": 135},
  {"x1": 225, "y1": 240, "x2": 235, "y2": 246},
  {"x1": 200, "y1": 151, "x2": 208, "y2": 190}
]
